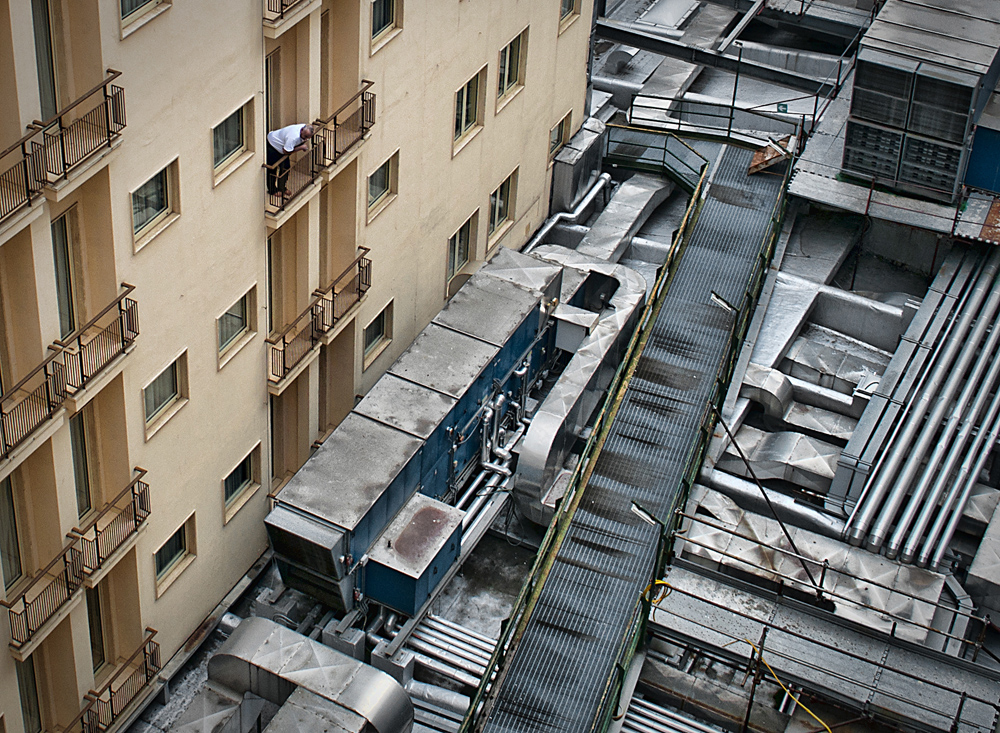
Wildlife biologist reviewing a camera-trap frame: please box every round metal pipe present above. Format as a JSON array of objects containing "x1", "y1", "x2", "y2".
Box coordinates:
[
  {"x1": 406, "y1": 679, "x2": 470, "y2": 715},
  {"x1": 456, "y1": 470, "x2": 490, "y2": 511},
  {"x1": 888, "y1": 306, "x2": 1000, "y2": 558},
  {"x1": 406, "y1": 637, "x2": 485, "y2": 676},
  {"x1": 523, "y1": 173, "x2": 613, "y2": 254},
  {"x1": 850, "y1": 249, "x2": 1000, "y2": 549},
  {"x1": 921, "y1": 388, "x2": 1000, "y2": 568},
  {"x1": 897, "y1": 331, "x2": 1000, "y2": 562},
  {"x1": 412, "y1": 623, "x2": 493, "y2": 659},
  {"x1": 411, "y1": 628, "x2": 492, "y2": 666},
  {"x1": 424, "y1": 615, "x2": 498, "y2": 649}
]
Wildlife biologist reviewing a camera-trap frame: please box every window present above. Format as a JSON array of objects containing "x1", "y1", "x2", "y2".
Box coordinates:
[
  {"x1": 131, "y1": 165, "x2": 173, "y2": 238},
  {"x1": 224, "y1": 448, "x2": 259, "y2": 513},
  {"x1": 448, "y1": 215, "x2": 474, "y2": 282},
  {"x1": 363, "y1": 303, "x2": 393, "y2": 362},
  {"x1": 85, "y1": 586, "x2": 106, "y2": 671},
  {"x1": 31, "y1": 0, "x2": 56, "y2": 121},
  {"x1": 155, "y1": 519, "x2": 192, "y2": 579},
  {"x1": 455, "y1": 69, "x2": 485, "y2": 142},
  {"x1": 121, "y1": 0, "x2": 160, "y2": 20},
  {"x1": 372, "y1": 0, "x2": 397, "y2": 40},
  {"x1": 498, "y1": 31, "x2": 527, "y2": 101},
  {"x1": 70, "y1": 412, "x2": 93, "y2": 518},
  {"x1": 489, "y1": 171, "x2": 517, "y2": 237},
  {"x1": 560, "y1": 0, "x2": 579, "y2": 21},
  {"x1": 15, "y1": 658, "x2": 41, "y2": 733},
  {"x1": 213, "y1": 104, "x2": 248, "y2": 170},
  {"x1": 144, "y1": 362, "x2": 177, "y2": 423},
  {"x1": 51, "y1": 213, "x2": 77, "y2": 339},
  {"x1": 367, "y1": 152, "x2": 399, "y2": 215},
  {"x1": 549, "y1": 113, "x2": 571, "y2": 158},
  {"x1": 218, "y1": 292, "x2": 250, "y2": 352},
  {"x1": 0, "y1": 477, "x2": 22, "y2": 591}
]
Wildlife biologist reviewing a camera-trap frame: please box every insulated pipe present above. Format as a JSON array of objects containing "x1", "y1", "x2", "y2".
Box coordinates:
[
  {"x1": 462, "y1": 472, "x2": 510, "y2": 530},
  {"x1": 921, "y1": 386, "x2": 1000, "y2": 569},
  {"x1": 456, "y1": 470, "x2": 489, "y2": 511},
  {"x1": 522, "y1": 173, "x2": 613, "y2": 254},
  {"x1": 887, "y1": 304, "x2": 1000, "y2": 558},
  {"x1": 411, "y1": 628, "x2": 492, "y2": 666},
  {"x1": 847, "y1": 249, "x2": 1000, "y2": 548},
  {"x1": 423, "y1": 615, "x2": 497, "y2": 651},
  {"x1": 896, "y1": 325, "x2": 1000, "y2": 562},
  {"x1": 406, "y1": 637, "x2": 485, "y2": 676},
  {"x1": 405, "y1": 680, "x2": 470, "y2": 716}
]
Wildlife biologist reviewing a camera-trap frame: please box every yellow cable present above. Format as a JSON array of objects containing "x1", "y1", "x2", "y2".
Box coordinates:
[{"x1": 743, "y1": 638, "x2": 832, "y2": 733}]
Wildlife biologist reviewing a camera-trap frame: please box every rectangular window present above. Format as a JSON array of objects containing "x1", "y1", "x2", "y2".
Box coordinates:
[
  {"x1": 213, "y1": 106, "x2": 246, "y2": 170},
  {"x1": 155, "y1": 524, "x2": 187, "y2": 578},
  {"x1": 489, "y1": 172, "x2": 516, "y2": 237},
  {"x1": 454, "y1": 70, "x2": 485, "y2": 141},
  {"x1": 144, "y1": 361, "x2": 178, "y2": 423},
  {"x1": 121, "y1": 0, "x2": 158, "y2": 19},
  {"x1": 218, "y1": 293, "x2": 249, "y2": 352},
  {"x1": 363, "y1": 304, "x2": 393, "y2": 358},
  {"x1": 265, "y1": 50, "x2": 280, "y2": 136},
  {"x1": 85, "y1": 586, "x2": 106, "y2": 671},
  {"x1": 51, "y1": 214, "x2": 77, "y2": 339},
  {"x1": 0, "y1": 477, "x2": 22, "y2": 591},
  {"x1": 498, "y1": 31, "x2": 526, "y2": 100},
  {"x1": 224, "y1": 451, "x2": 255, "y2": 506},
  {"x1": 372, "y1": 0, "x2": 396, "y2": 39},
  {"x1": 368, "y1": 159, "x2": 390, "y2": 208},
  {"x1": 448, "y1": 216, "x2": 474, "y2": 282},
  {"x1": 560, "y1": 0, "x2": 578, "y2": 21},
  {"x1": 549, "y1": 113, "x2": 571, "y2": 158},
  {"x1": 16, "y1": 658, "x2": 41, "y2": 733},
  {"x1": 131, "y1": 168, "x2": 170, "y2": 236},
  {"x1": 31, "y1": 0, "x2": 57, "y2": 122},
  {"x1": 70, "y1": 412, "x2": 92, "y2": 518}
]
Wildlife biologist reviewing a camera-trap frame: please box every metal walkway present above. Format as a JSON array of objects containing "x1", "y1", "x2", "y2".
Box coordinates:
[{"x1": 470, "y1": 145, "x2": 786, "y2": 733}]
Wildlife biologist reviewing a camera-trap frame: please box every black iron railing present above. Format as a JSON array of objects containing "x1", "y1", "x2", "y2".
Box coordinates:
[
  {"x1": 0, "y1": 545, "x2": 84, "y2": 647},
  {"x1": 0, "y1": 285, "x2": 138, "y2": 463},
  {"x1": 264, "y1": 0, "x2": 307, "y2": 21},
  {"x1": 71, "y1": 470, "x2": 151, "y2": 576},
  {"x1": 315, "y1": 248, "x2": 372, "y2": 331},
  {"x1": 267, "y1": 301, "x2": 322, "y2": 383}
]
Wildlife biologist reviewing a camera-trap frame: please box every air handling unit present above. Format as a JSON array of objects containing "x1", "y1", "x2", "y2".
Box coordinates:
[{"x1": 842, "y1": 0, "x2": 1000, "y2": 202}]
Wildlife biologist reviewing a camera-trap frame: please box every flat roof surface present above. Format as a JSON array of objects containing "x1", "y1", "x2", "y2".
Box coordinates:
[
  {"x1": 353, "y1": 373, "x2": 457, "y2": 440},
  {"x1": 389, "y1": 323, "x2": 498, "y2": 398},
  {"x1": 367, "y1": 493, "x2": 463, "y2": 579},
  {"x1": 433, "y1": 274, "x2": 539, "y2": 347},
  {"x1": 276, "y1": 413, "x2": 422, "y2": 531}
]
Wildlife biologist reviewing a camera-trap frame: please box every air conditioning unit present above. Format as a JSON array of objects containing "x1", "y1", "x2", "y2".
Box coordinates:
[
  {"x1": 843, "y1": 119, "x2": 903, "y2": 181},
  {"x1": 908, "y1": 63, "x2": 977, "y2": 144},
  {"x1": 851, "y1": 48, "x2": 917, "y2": 128}
]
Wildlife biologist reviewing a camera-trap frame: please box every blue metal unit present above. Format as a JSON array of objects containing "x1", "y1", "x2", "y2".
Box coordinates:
[{"x1": 966, "y1": 125, "x2": 1000, "y2": 194}]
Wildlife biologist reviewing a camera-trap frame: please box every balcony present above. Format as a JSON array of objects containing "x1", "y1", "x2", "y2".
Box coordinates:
[
  {"x1": 262, "y1": 0, "x2": 319, "y2": 38},
  {"x1": 265, "y1": 83, "x2": 375, "y2": 224},
  {"x1": 0, "y1": 545, "x2": 84, "y2": 658},
  {"x1": 315, "y1": 247, "x2": 372, "y2": 337},
  {"x1": 0, "y1": 285, "x2": 137, "y2": 471},
  {"x1": 63, "y1": 629, "x2": 161, "y2": 733},
  {"x1": 71, "y1": 470, "x2": 150, "y2": 584}
]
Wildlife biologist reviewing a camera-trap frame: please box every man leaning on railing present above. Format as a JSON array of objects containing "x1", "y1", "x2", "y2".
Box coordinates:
[{"x1": 265, "y1": 123, "x2": 314, "y2": 199}]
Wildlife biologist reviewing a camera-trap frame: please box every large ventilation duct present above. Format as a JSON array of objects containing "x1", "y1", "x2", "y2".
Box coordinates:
[
  {"x1": 514, "y1": 246, "x2": 647, "y2": 525},
  {"x1": 207, "y1": 617, "x2": 413, "y2": 733}
]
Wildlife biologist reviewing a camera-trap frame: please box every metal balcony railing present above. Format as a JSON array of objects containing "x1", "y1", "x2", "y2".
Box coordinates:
[
  {"x1": 0, "y1": 545, "x2": 84, "y2": 648},
  {"x1": 0, "y1": 71, "x2": 125, "y2": 227},
  {"x1": 267, "y1": 301, "x2": 322, "y2": 383},
  {"x1": 265, "y1": 83, "x2": 376, "y2": 213},
  {"x1": 30, "y1": 71, "x2": 126, "y2": 185},
  {"x1": 315, "y1": 248, "x2": 372, "y2": 331},
  {"x1": 314, "y1": 81, "x2": 376, "y2": 167},
  {"x1": 55, "y1": 285, "x2": 140, "y2": 394},
  {"x1": 70, "y1": 470, "x2": 150, "y2": 576},
  {"x1": 63, "y1": 629, "x2": 160, "y2": 733},
  {"x1": 0, "y1": 285, "x2": 138, "y2": 463},
  {"x1": 264, "y1": 0, "x2": 307, "y2": 21}
]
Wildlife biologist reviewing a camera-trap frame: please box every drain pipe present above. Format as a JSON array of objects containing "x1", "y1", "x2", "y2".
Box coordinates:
[
  {"x1": 921, "y1": 384, "x2": 1000, "y2": 569},
  {"x1": 522, "y1": 173, "x2": 612, "y2": 254},
  {"x1": 894, "y1": 324, "x2": 1000, "y2": 562},
  {"x1": 847, "y1": 249, "x2": 1000, "y2": 549}
]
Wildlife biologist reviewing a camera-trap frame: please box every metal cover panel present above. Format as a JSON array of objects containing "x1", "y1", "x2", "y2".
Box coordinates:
[
  {"x1": 389, "y1": 322, "x2": 499, "y2": 398},
  {"x1": 434, "y1": 275, "x2": 540, "y2": 348},
  {"x1": 483, "y1": 246, "x2": 563, "y2": 302},
  {"x1": 265, "y1": 505, "x2": 347, "y2": 578},
  {"x1": 353, "y1": 373, "x2": 457, "y2": 441},
  {"x1": 276, "y1": 413, "x2": 422, "y2": 532},
  {"x1": 264, "y1": 688, "x2": 365, "y2": 733},
  {"x1": 367, "y1": 493, "x2": 463, "y2": 579}
]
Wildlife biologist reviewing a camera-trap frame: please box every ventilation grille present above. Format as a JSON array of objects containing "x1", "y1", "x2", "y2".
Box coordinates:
[
  {"x1": 851, "y1": 89, "x2": 909, "y2": 128},
  {"x1": 908, "y1": 103, "x2": 970, "y2": 143},
  {"x1": 843, "y1": 120, "x2": 903, "y2": 179},
  {"x1": 899, "y1": 135, "x2": 963, "y2": 193},
  {"x1": 855, "y1": 58, "x2": 914, "y2": 99}
]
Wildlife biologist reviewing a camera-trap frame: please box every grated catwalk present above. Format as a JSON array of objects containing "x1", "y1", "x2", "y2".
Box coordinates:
[{"x1": 482, "y1": 146, "x2": 783, "y2": 733}]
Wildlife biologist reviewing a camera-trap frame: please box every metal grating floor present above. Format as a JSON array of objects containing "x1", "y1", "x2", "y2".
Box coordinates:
[{"x1": 483, "y1": 147, "x2": 783, "y2": 733}]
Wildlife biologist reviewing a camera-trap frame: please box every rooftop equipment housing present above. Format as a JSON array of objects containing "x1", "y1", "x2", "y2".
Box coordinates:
[{"x1": 842, "y1": 0, "x2": 1000, "y2": 201}]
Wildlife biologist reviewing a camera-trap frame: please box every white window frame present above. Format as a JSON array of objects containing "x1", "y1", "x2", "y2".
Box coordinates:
[
  {"x1": 223, "y1": 444, "x2": 261, "y2": 523},
  {"x1": 363, "y1": 302, "x2": 394, "y2": 368},
  {"x1": 217, "y1": 287, "x2": 257, "y2": 367},
  {"x1": 448, "y1": 214, "x2": 475, "y2": 284},
  {"x1": 131, "y1": 159, "x2": 180, "y2": 250},
  {"x1": 497, "y1": 29, "x2": 528, "y2": 106},
  {"x1": 367, "y1": 150, "x2": 399, "y2": 221},
  {"x1": 154, "y1": 514, "x2": 196, "y2": 596},
  {"x1": 371, "y1": 0, "x2": 402, "y2": 52},
  {"x1": 454, "y1": 67, "x2": 486, "y2": 151},
  {"x1": 212, "y1": 99, "x2": 255, "y2": 184},
  {"x1": 488, "y1": 170, "x2": 517, "y2": 240},
  {"x1": 143, "y1": 351, "x2": 188, "y2": 439},
  {"x1": 549, "y1": 112, "x2": 571, "y2": 160}
]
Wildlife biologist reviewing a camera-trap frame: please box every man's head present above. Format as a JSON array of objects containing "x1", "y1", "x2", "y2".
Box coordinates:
[{"x1": 301, "y1": 124, "x2": 315, "y2": 140}]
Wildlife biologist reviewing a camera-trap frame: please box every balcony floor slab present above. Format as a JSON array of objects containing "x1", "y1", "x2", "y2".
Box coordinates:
[
  {"x1": 268, "y1": 341, "x2": 321, "y2": 396},
  {"x1": 41, "y1": 135, "x2": 122, "y2": 204},
  {"x1": 64, "y1": 345, "x2": 134, "y2": 415},
  {"x1": 7, "y1": 585, "x2": 83, "y2": 662},
  {"x1": 265, "y1": 178, "x2": 321, "y2": 232},
  {"x1": 0, "y1": 409, "x2": 66, "y2": 483}
]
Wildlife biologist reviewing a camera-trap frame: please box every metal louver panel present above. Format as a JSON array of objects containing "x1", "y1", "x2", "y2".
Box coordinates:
[
  {"x1": 898, "y1": 133, "x2": 966, "y2": 200},
  {"x1": 843, "y1": 119, "x2": 903, "y2": 181}
]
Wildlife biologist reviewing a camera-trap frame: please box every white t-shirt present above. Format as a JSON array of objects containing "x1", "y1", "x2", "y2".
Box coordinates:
[{"x1": 267, "y1": 124, "x2": 307, "y2": 153}]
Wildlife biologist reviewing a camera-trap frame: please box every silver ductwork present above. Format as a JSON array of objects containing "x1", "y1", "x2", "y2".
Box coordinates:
[
  {"x1": 208, "y1": 617, "x2": 414, "y2": 733},
  {"x1": 514, "y1": 246, "x2": 647, "y2": 525}
]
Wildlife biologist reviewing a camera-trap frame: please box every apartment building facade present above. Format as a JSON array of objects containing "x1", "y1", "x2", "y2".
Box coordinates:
[{"x1": 0, "y1": 0, "x2": 592, "y2": 731}]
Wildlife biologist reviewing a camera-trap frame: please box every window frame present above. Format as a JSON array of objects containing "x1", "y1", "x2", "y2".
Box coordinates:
[
  {"x1": 367, "y1": 151, "x2": 399, "y2": 221},
  {"x1": 559, "y1": 0, "x2": 580, "y2": 26},
  {"x1": 488, "y1": 170, "x2": 517, "y2": 240},
  {"x1": 0, "y1": 475, "x2": 23, "y2": 592},
  {"x1": 154, "y1": 514, "x2": 196, "y2": 595},
  {"x1": 497, "y1": 29, "x2": 528, "y2": 106},
  {"x1": 454, "y1": 67, "x2": 487, "y2": 150},
  {"x1": 131, "y1": 159, "x2": 179, "y2": 249},
  {"x1": 549, "y1": 112, "x2": 571, "y2": 160},
  {"x1": 217, "y1": 287, "x2": 257, "y2": 365},
  {"x1": 371, "y1": 0, "x2": 402, "y2": 52},
  {"x1": 120, "y1": 0, "x2": 170, "y2": 36},
  {"x1": 212, "y1": 99, "x2": 254, "y2": 183},
  {"x1": 142, "y1": 352, "x2": 188, "y2": 439},
  {"x1": 363, "y1": 302, "x2": 394, "y2": 368},
  {"x1": 448, "y1": 214, "x2": 475, "y2": 284},
  {"x1": 223, "y1": 445, "x2": 261, "y2": 523}
]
